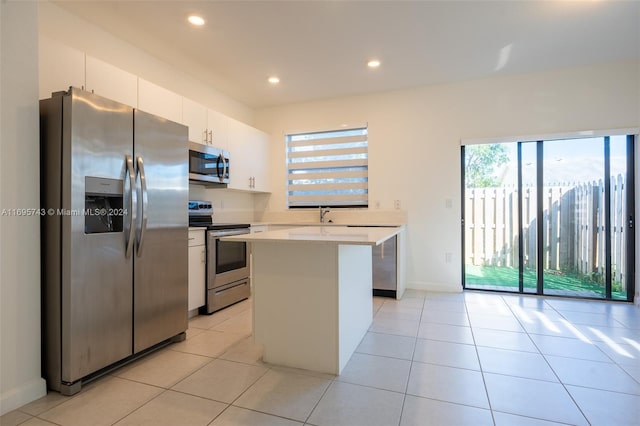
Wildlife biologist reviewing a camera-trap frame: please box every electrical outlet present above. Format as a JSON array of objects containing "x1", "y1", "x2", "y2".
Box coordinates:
[
  {"x1": 394, "y1": 200, "x2": 401, "y2": 210},
  {"x1": 445, "y1": 198, "x2": 453, "y2": 208},
  {"x1": 445, "y1": 252, "x2": 452, "y2": 263},
  {"x1": 375, "y1": 200, "x2": 380, "y2": 209}
]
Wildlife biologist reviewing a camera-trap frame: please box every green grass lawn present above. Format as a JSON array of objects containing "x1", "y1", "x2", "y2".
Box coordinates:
[{"x1": 465, "y1": 265, "x2": 628, "y2": 300}]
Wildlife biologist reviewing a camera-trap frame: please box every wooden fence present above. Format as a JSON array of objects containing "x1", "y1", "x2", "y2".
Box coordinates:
[{"x1": 465, "y1": 174, "x2": 628, "y2": 290}]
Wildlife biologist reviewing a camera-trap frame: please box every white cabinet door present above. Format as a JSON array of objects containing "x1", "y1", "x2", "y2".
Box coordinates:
[
  {"x1": 138, "y1": 78, "x2": 182, "y2": 123},
  {"x1": 182, "y1": 101, "x2": 228, "y2": 148},
  {"x1": 227, "y1": 118, "x2": 254, "y2": 191},
  {"x1": 86, "y1": 55, "x2": 137, "y2": 108},
  {"x1": 227, "y1": 118, "x2": 271, "y2": 192},
  {"x1": 39, "y1": 36, "x2": 85, "y2": 99},
  {"x1": 250, "y1": 129, "x2": 271, "y2": 192},
  {"x1": 182, "y1": 98, "x2": 208, "y2": 144},
  {"x1": 207, "y1": 109, "x2": 228, "y2": 150},
  {"x1": 188, "y1": 230, "x2": 206, "y2": 311}
]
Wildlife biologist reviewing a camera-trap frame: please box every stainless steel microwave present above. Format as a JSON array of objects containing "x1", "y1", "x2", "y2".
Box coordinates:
[{"x1": 188, "y1": 141, "x2": 230, "y2": 185}]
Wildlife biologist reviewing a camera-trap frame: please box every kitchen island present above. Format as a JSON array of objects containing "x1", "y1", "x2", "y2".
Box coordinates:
[{"x1": 222, "y1": 225, "x2": 403, "y2": 375}]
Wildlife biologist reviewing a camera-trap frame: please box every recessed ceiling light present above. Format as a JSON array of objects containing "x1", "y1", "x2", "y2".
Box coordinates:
[
  {"x1": 187, "y1": 15, "x2": 205, "y2": 26},
  {"x1": 268, "y1": 76, "x2": 280, "y2": 84},
  {"x1": 367, "y1": 59, "x2": 381, "y2": 68}
]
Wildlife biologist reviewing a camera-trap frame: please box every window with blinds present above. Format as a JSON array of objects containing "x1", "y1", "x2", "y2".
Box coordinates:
[{"x1": 286, "y1": 127, "x2": 368, "y2": 208}]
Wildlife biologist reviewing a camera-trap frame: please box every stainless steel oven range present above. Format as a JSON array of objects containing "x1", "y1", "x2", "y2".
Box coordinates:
[
  {"x1": 189, "y1": 201, "x2": 250, "y2": 314},
  {"x1": 204, "y1": 224, "x2": 251, "y2": 314}
]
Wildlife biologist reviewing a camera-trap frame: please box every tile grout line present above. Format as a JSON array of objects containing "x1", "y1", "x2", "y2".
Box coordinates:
[
  {"x1": 504, "y1": 295, "x2": 592, "y2": 425},
  {"x1": 465, "y1": 294, "x2": 497, "y2": 426},
  {"x1": 396, "y1": 293, "x2": 426, "y2": 426}
]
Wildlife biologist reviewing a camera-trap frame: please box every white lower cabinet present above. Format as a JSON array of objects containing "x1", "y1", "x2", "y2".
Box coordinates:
[{"x1": 188, "y1": 230, "x2": 206, "y2": 313}]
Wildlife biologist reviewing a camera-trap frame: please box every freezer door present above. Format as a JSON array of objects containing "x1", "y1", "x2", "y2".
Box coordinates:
[
  {"x1": 133, "y1": 110, "x2": 188, "y2": 353},
  {"x1": 63, "y1": 89, "x2": 134, "y2": 383}
]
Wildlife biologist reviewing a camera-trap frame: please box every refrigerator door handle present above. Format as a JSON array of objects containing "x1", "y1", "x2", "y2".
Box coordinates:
[
  {"x1": 136, "y1": 156, "x2": 148, "y2": 257},
  {"x1": 125, "y1": 155, "x2": 136, "y2": 258}
]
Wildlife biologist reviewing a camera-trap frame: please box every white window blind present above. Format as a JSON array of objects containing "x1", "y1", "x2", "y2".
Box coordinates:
[{"x1": 286, "y1": 127, "x2": 368, "y2": 208}]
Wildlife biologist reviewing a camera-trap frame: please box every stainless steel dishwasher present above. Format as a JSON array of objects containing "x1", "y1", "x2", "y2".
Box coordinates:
[{"x1": 373, "y1": 235, "x2": 397, "y2": 298}]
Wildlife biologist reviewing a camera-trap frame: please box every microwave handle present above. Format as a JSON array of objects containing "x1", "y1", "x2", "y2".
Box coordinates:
[
  {"x1": 217, "y1": 153, "x2": 228, "y2": 180},
  {"x1": 216, "y1": 154, "x2": 223, "y2": 179},
  {"x1": 223, "y1": 156, "x2": 229, "y2": 179}
]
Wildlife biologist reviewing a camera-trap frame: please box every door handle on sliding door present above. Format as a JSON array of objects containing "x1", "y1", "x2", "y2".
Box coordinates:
[
  {"x1": 136, "y1": 156, "x2": 148, "y2": 257},
  {"x1": 125, "y1": 155, "x2": 136, "y2": 258}
]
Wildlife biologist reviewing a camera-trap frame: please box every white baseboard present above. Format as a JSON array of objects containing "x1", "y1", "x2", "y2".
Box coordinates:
[
  {"x1": 0, "y1": 377, "x2": 47, "y2": 416},
  {"x1": 406, "y1": 281, "x2": 462, "y2": 293}
]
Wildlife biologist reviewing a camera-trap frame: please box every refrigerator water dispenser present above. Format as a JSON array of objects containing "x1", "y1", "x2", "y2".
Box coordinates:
[{"x1": 84, "y1": 176, "x2": 124, "y2": 234}]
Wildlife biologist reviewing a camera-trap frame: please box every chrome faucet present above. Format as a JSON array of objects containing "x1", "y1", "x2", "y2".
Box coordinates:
[{"x1": 319, "y1": 206, "x2": 331, "y2": 223}]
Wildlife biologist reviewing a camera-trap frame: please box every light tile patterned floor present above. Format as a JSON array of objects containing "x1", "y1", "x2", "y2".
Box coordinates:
[{"x1": 4, "y1": 291, "x2": 640, "y2": 426}]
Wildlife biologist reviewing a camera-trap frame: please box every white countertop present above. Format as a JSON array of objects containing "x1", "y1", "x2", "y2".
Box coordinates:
[
  {"x1": 250, "y1": 222, "x2": 405, "y2": 227},
  {"x1": 222, "y1": 225, "x2": 403, "y2": 246}
]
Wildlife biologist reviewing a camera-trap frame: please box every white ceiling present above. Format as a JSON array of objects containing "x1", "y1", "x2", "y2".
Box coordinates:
[{"x1": 54, "y1": 0, "x2": 640, "y2": 109}]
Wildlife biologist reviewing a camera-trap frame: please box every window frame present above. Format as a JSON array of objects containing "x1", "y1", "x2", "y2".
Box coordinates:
[{"x1": 285, "y1": 126, "x2": 369, "y2": 209}]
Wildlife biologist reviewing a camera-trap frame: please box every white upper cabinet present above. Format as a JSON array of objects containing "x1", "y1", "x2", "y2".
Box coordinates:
[
  {"x1": 227, "y1": 118, "x2": 251, "y2": 191},
  {"x1": 138, "y1": 78, "x2": 182, "y2": 123},
  {"x1": 181, "y1": 99, "x2": 228, "y2": 149},
  {"x1": 39, "y1": 36, "x2": 85, "y2": 99},
  {"x1": 86, "y1": 56, "x2": 137, "y2": 108},
  {"x1": 207, "y1": 109, "x2": 229, "y2": 151},
  {"x1": 250, "y1": 129, "x2": 270, "y2": 192},
  {"x1": 227, "y1": 118, "x2": 270, "y2": 193},
  {"x1": 182, "y1": 97, "x2": 208, "y2": 144},
  {"x1": 37, "y1": 39, "x2": 271, "y2": 193}
]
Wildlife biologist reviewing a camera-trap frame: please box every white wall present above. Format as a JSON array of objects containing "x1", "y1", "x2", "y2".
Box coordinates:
[
  {"x1": 188, "y1": 185, "x2": 257, "y2": 223},
  {"x1": 0, "y1": 1, "x2": 48, "y2": 415},
  {"x1": 255, "y1": 60, "x2": 640, "y2": 292},
  {"x1": 38, "y1": 1, "x2": 254, "y2": 125}
]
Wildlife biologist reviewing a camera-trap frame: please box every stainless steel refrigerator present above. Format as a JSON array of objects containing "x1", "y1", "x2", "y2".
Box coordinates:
[{"x1": 40, "y1": 88, "x2": 188, "y2": 395}]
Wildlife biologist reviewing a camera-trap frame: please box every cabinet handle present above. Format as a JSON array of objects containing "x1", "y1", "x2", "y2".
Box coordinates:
[
  {"x1": 200, "y1": 249, "x2": 205, "y2": 263},
  {"x1": 202, "y1": 129, "x2": 208, "y2": 144},
  {"x1": 208, "y1": 130, "x2": 213, "y2": 144}
]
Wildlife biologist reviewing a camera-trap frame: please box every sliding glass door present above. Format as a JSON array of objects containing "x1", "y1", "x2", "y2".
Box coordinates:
[
  {"x1": 609, "y1": 136, "x2": 634, "y2": 300},
  {"x1": 463, "y1": 142, "x2": 519, "y2": 292},
  {"x1": 542, "y1": 137, "x2": 606, "y2": 297},
  {"x1": 462, "y1": 134, "x2": 635, "y2": 301}
]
